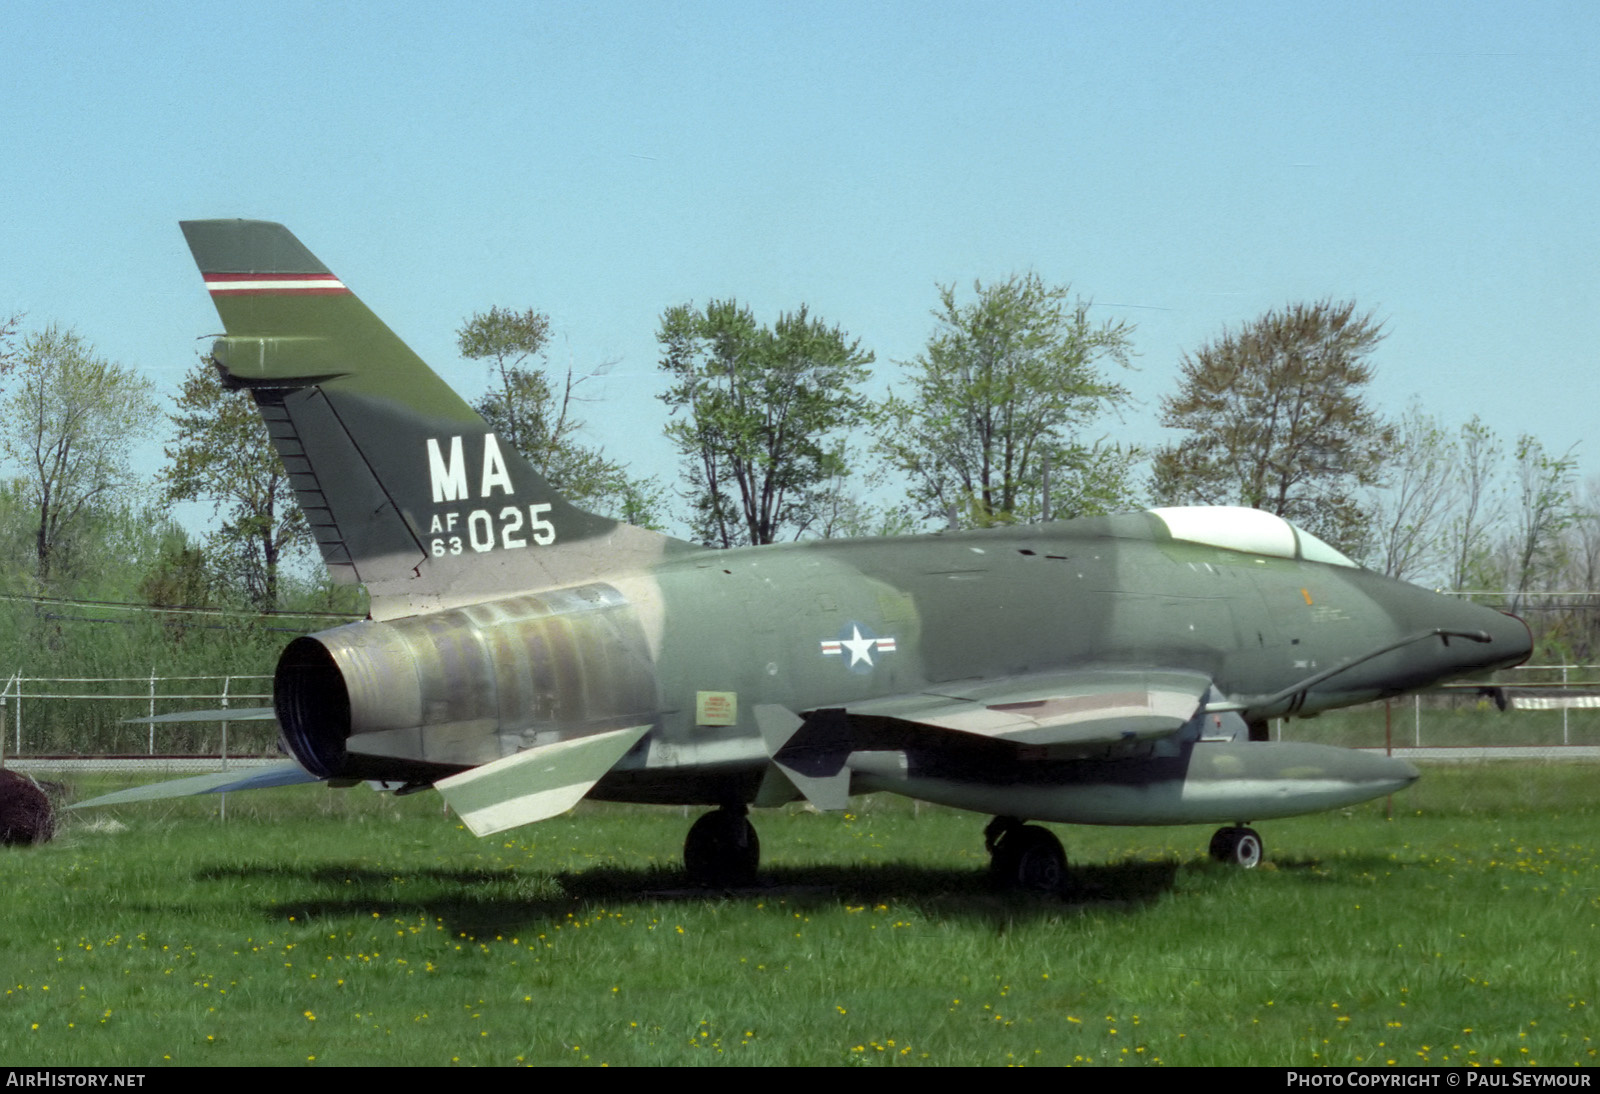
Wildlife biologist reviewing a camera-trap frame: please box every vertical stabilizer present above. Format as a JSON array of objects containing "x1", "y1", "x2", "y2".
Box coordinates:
[{"x1": 180, "y1": 220, "x2": 686, "y2": 617}]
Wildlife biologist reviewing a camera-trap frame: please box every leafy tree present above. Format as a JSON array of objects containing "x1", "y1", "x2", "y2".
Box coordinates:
[
  {"x1": 879, "y1": 274, "x2": 1136, "y2": 529},
  {"x1": 137, "y1": 529, "x2": 212, "y2": 641},
  {"x1": 457, "y1": 305, "x2": 552, "y2": 456},
  {"x1": 657, "y1": 300, "x2": 875, "y2": 547},
  {"x1": 1151, "y1": 300, "x2": 1393, "y2": 555},
  {"x1": 1, "y1": 324, "x2": 158, "y2": 584},
  {"x1": 160, "y1": 360, "x2": 311, "y2": 610},
  {"x1": 458, "y1": 307, "x2": 663, "y2": 527}
]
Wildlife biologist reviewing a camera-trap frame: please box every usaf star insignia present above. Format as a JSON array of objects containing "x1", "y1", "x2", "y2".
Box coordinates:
[{"x1": 820, "y1": 622, "x2": 897, "y2": 675}]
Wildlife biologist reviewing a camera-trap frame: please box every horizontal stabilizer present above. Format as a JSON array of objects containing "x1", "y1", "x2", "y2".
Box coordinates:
[
  {"x1": 123, "y1": 706, "x2": 277, "y2": 725},
  {"x1": 70, "y1": 761, "x2": 319, "y2": 808},
  {"x1": 845, "y1": 668, "x2": 1212, "y2": 747},
  {"x1": 435, "y1": 725, "x2": 651, "y2": 837}
]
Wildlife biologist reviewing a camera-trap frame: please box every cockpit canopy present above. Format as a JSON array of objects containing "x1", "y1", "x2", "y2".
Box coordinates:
[{"x1": 1147, "y1": 506, "x2": 1358, "y2": 568}]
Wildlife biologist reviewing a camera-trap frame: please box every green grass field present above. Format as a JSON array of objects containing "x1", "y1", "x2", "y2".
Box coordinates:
[{"x1": 2, "y1": 763, "x2": 1595, "y2": 1067}]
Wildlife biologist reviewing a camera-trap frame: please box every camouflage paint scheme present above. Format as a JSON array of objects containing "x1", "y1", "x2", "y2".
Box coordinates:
[{"x1": 81, "y1": 221, "x2": 1534, "y2": 883}]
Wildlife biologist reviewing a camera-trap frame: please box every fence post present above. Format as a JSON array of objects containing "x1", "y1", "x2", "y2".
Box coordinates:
[
  {"x1": 1415, "y1": 694, "x2": 1421, "y2": 748},
  {"x1": 1562, "y1": 663, "x2": 1570, "y2": 746},
  {"x1": 1384, "y1": 700, "x2": 1394, "y2": 820},
  {"x1": 220, "y1": 675, "x2": 231, "y2": 768},
  {"x1": 148, "y1": 669, "x2": 156, "y2": 755},
  {"x1": 220, "y1": 674, "x2": 231, "y2": 823}
]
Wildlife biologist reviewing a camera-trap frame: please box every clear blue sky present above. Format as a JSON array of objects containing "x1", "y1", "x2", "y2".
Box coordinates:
[{"x1": 3, "y1": 0, "x2": 1595, "y2": 534}]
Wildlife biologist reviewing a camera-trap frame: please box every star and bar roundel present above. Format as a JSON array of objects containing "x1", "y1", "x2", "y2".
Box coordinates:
[{"x1": 820, "y1": 622, "x2": 897, "y2": 675}]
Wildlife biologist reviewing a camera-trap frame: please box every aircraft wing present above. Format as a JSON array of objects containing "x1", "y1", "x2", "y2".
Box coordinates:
[
  {"x1": 70, "y1": 724, "x2": 651, "y2": 836},
  {"x1": 122, "y1": 706, "x2": 277, "y2": 724},
  {"x1": 841, "y1": 667, "x2": 1213, "y2": 747},
  {"x1": 70, "y1": 760, "x2": 321, "y2": 808},
  {"x1": 755, "y1": 668, "x2": 1218, "y2": 812}
]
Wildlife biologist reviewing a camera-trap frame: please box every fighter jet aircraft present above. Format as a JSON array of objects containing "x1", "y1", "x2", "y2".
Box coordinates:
[{"x1": 81, "y1": 220, "x2": 1533, "y2": 891}]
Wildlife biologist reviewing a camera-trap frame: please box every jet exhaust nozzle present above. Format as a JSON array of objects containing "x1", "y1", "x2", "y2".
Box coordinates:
[
  {"x1": 273, "y1": 584, "x2": 659, "y2": 780},
  {"x1": 275, "y1": 636, "x2": 353, "y2": 777}
]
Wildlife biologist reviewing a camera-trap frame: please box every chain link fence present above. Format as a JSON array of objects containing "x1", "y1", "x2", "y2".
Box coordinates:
[{"x1": 0, "y1": 673, "x2": 275, "y2": 760}]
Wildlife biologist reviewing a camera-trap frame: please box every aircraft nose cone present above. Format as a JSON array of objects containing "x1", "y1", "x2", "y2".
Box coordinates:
[
  {"x1": 1489, "y1": 609, "x2": 1533, "y2": 669},
  {"x1": 1459, "y1": 605, "x2": 1533, "y2": 674},
  {"x1": 1396, "y1": 587, "x2": 1533, "y2": 678}
]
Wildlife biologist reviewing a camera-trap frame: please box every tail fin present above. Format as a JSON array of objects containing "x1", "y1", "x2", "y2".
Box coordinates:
[{"x1": 180, "y1": 220, "x2": 685, "y2": 617}]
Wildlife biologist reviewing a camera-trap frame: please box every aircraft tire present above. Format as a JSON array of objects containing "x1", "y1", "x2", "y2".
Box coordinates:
[
  {"x1": 684, "y1": 806, "x2": 760, "y2": 888},
  {"x1": 989, "y1": 823, "x2": 1067, "y2": 894},
  {"x1": 1208, "y1": 826, "x2": 1263, "y2": 868}
]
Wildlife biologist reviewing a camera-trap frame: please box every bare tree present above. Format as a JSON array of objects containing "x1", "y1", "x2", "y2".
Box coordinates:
[
  {"x1": 1366, "y1": 403, "x2": 1459, "y2": 582},
  {"x1": 1445, "y1": 416, "x2": 1506, "y2": 592},
  {"x1": 0, "y1": 311, "x2": 20, "y2": 378},
  {"x1": 1559, "y1": 476, "x2": 1600, "y2": 659},
  {"x1": 1504, "y1": 434, "x2": 1579, "y2": 614}
]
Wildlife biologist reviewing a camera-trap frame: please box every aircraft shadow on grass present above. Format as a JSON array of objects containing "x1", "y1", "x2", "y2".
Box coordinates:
[{"x1": 187, "y1": 859, "x2": 1189, "y2": 934}]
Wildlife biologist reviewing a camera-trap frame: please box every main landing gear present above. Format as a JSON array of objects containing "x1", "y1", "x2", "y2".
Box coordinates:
[
  {"x1": 1209, "y1": 825, "x2": 1263, "y2": 868},
  {"x1": 984, "y1": 816, "x2": 1067, "y2": 893},
  {"x1": 684, "y1": 804, "x2": 761, "y2": 888}
]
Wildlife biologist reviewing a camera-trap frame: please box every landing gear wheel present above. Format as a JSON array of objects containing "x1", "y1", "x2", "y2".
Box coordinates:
[
  {"x1": 684, "y1": 806, "x2": 760, "y2": 888},
  {"x1": 985, "y1": 817, "x2": 1067, "y2": 893},
  {"x1": 1208, "y1": 826, "x2": 1263, "y2": 868}
]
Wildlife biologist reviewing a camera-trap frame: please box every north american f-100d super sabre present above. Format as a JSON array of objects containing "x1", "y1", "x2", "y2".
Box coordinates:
[{"x1": 82, "y1": 220, "x2": 1533, "y2": 890}]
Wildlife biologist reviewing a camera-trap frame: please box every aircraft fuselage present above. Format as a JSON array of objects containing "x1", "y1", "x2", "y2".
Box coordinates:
[{"x1": 277, "y1": 513, "x2": 1527, "y2": 826}]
